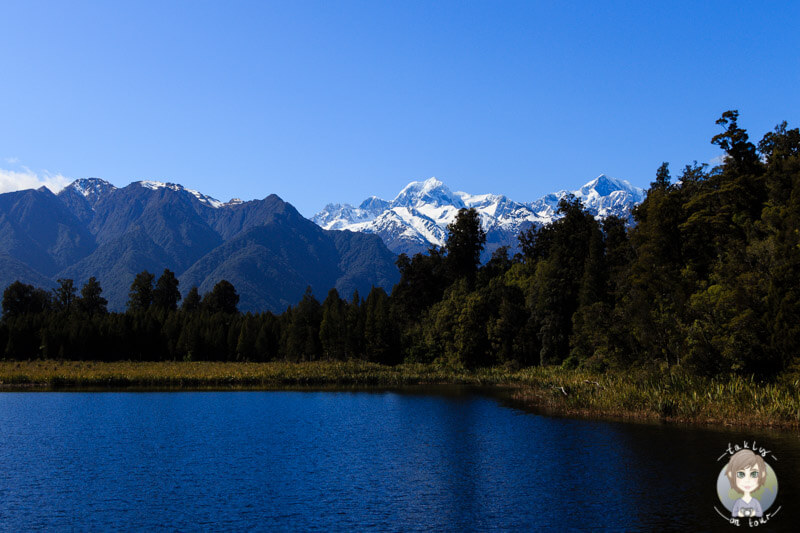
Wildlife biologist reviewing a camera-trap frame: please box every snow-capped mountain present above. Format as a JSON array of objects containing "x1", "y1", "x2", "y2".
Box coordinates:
[
  {"x1": 137, "y1": 180, "x2": 229, "y2": 208},
  {"x1": 312, "y1": 175, "x2": 646, "y2": 257},
  {"x1": 65, "y1": 178, "x2": 117, "y2": 208}
]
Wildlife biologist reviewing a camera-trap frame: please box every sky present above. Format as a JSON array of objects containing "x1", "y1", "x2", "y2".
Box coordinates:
[{"x1": 1, "y1": 1, "x2": 798, "y2": 217}]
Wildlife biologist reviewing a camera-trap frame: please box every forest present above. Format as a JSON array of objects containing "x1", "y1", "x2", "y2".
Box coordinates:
[{"x1": 2, "y1": 111, "x2": 798, "y2": 379}]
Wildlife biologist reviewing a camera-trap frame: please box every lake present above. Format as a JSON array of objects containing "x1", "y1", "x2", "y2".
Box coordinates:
[{"x1": 0, "y1": 387, "x2": 796, "y2": 531}]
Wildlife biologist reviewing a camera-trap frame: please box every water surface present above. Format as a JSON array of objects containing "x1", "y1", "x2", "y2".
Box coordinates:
[{"x1": 0, "y1": 388, "x2": 797, "y2": 531}]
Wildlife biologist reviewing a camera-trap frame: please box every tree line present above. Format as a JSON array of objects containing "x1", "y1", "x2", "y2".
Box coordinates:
[{"x1": 2, "y1": 111, "x2": 798, "y2": 378}]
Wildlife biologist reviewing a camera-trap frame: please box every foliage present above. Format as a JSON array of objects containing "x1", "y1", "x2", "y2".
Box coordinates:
[{"x1": 1, "y1": 112, "x2": 798, "y2": 384}]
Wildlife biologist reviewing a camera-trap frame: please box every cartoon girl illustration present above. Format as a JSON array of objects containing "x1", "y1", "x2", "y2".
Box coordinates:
[{"x1": 725, "y1": 449, "x2": 767, "y2": 517}]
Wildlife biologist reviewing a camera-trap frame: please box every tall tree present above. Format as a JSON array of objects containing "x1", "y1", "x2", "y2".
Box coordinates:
[
  {"x1": 711, "y1": 110, "x2": 759, "y2": 173},
  {"x1": 445, "y1": 207, "x2": 486, "y2": 282},
  {"x1": 284, "y1": 287, "x2": 321, "y2": 361},
  {"x1": 128, "y1": 271, "x2": 155, "y2": 312},
  {"x1": 2, "y1": 281, "x2": 51, "y2": 319},
  {"x1": 53, "y1": 278, "x2": 77, "y2": 312},
  {"x1": 152, "y1": 269, "x2": 181, "y2": 311},
  {"x1": 202, "y1": 280, "x2": 240, "y2": 314},
  {"x1": 182, "y1": 286, "x2": 202, "y2": 312},
  {"x1": 364, "y1": 286, "x2": 399, "y2": 365},
  {"x1": 319, "y1": 288, "x2": 347, "y2": 360},
  {"x1": 76, "y1": 277, "x2": 108, "y2": 315}
]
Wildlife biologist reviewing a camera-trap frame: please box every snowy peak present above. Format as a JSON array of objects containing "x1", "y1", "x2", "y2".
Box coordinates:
[
  {"x1": 312, "y1": 175, "x2": 646, "y2": 257},
  {"x1": 65, "y1": 178, "x2": 116, "y2": 202},
  {"x1": 579, "y1": 174, "x2": 625, "y2": 197},
  {"x1": 392, "y1": 177, "x2": 465, "y2": 209},
  {"x1": 570, "y1": 174, "x2": 645, "y2": 218},
  {"x1": 134, "y1": 180, "x2": 224, "y2": 208},
  {"x1": 358, "y1": 196, "x2": 390, "y2": 213}
]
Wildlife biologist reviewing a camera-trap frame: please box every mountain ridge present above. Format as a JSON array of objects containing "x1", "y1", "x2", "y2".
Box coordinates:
[
  {"x1": 0, "y1": 180, "x2": 400, "y2": 312},
  {"x1": 312, "y1": 175, "x2": 645, "y2": 256}
]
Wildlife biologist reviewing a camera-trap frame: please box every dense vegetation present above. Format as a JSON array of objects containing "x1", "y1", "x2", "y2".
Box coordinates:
[{"x1": 2, "y1": 112, "x2": 798, "y2": 381}]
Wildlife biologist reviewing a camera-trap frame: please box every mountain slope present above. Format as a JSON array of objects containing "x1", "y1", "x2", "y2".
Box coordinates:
[
  {"x1": 0, "y1": 187, "x2": 96, "y2": 276},
  {"x1": 0, "y1": 179, "x2": 401, "y2": 312},
  {"x1": 179, "y1": 199, "x2": 342, "y2": 312}
]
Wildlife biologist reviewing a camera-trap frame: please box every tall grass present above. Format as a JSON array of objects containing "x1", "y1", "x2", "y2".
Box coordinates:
[{"x1": 1, "y1": 360, "x2": 798, "y2": 428}]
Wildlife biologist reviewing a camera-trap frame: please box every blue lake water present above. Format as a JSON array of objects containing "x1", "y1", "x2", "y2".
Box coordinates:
[{"x1": 0, "y1": 388, "x2": 797, "y2": 531}]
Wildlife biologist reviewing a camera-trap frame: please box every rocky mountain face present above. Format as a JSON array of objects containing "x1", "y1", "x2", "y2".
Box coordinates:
[
  {"x1": 0, "y1": 179, "x2": 399, "y2": 312},
  {"x1": 312, "y1": 175, "x2": 646, "y2": 257}
]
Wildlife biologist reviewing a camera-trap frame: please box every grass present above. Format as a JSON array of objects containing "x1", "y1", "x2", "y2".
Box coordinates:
[{"x1": 1, "y1": 360, "x2": 799, "y2": 429}]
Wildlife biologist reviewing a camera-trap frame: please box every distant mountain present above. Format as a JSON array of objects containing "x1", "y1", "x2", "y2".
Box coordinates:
[
  {"x1": 312, "y1": 175, "x2": 646, "y2": 256},
  {"x1": 0, "y1": 179, "x2": 399, "y2": 312},
  {"x1": 0, "y1": 187, "x2": 96, "y2": 277}
]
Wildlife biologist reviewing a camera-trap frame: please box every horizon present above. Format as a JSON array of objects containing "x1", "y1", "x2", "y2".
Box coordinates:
[{"x1": 1, "y1": 1, "x2": 798, "y2": 217}]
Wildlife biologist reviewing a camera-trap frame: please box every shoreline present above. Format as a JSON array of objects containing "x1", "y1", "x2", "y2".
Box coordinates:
[{"x1": 1, "y1": 360, "x2": 798, "y2": 430}]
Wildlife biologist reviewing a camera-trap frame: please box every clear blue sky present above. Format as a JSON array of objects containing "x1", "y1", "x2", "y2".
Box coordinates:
[{"x1": 1, "y1": 1, "x2": 798, "y2": 216}]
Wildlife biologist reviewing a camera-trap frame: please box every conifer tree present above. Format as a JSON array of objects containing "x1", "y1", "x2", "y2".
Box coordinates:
[
  {"x1": 320, "y1": 288, "x2": 347, "y2": 360},
  {"x1": 153, "y1": 269, "x2": 181, "y2": 311},
  {"x1": 76, "y1": 277, "x2": 108, "y2": 315},
  {"x1": 202, "y1": 280, "x2": 240, "y2": 314},
  {"x1": 128, "y1": 271, "x2": 155, "y2": 312},
  {"x1": 445, "y1": 207, "x2": 486, "y2": 283},
  {"x1": 182, "y1": 286, "x2": 202, "y2": 312},
  {"x1": 53, "y1": 278, "x2": 77, "y2": 312}
]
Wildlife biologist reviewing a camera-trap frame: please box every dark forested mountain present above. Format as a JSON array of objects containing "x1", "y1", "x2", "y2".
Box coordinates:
[
  {"x1": 0, "y1": 179, "x2": 399, "y2": 312},
  {"x1": 0, "y1": 187, "x2": 96, "y2": 277}
]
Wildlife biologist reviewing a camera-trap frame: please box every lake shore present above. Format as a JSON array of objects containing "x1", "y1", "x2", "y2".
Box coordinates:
[{"x1": 1, "y1": 360, "x2": 798, "y2": 429}]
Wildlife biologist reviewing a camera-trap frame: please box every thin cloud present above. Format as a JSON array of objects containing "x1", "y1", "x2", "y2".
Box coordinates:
[
  {"x1": 4, "y1": 156, "x2": 20, "y2": 164},
  {"x1": 0, "y1": 167, "x2": 72, "y2": 194}
]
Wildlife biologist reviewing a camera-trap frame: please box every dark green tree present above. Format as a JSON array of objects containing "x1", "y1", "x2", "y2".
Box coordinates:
[
  {"x1": 284, "y1": 287, "x2": 321, "y2": 361},
  {"x1": 2, "y1": 281, "x2": 51, "y2": 319},
  {"x1": 182, "y1": 286, "x2": 202, "y2": 312},
  {"x1": 711, "y1": 110, "x2": 759, "y2": 173},
  {"x1": 445, "y1": 207, "x2": 486, "y2": 282},
  {"x1": 319, "y1": 288, "x2": 347, "y2": 360},
  {"x1": 202, "y1": 280, "x2": 240, "y2": 314},
  {"x1": 53, "y1": 278, "x2": 77, "y2": 312},
  {"x1": 128, "y1": 271, "x2": 155, "y2": 312},
  {"x1": 651, "y1": 162, "x2": 671, "y2": 189},
  {"x1": 364, "y1": 286, "x2": 400, "y2": 364},
  {"x1": 76, "y1": 277, "x2": 108, "y2": 315},
  {"x1": 152, "y1": 269, "x2": 181, "y2": 311}
]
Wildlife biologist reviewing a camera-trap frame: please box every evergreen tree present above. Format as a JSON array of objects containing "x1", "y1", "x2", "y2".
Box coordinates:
[
  {"x1": 53, "y1": 278, "x2": 77, "y2": 312},
  {"x1": 202, "y1": 280, "x2": 240, "y2": 314},
  {"x1": 711, "y1": 110, "x2": 759, "y2": 173},
  {"x1": 128, "y1": 271, "x2": 155, "y2": 312},
  {"x1": 182, "y1": 286, "x2": 202, "y2": 312},
  {"x1": 77, "y1": 277, "x2": 108, "y2": 315},
  {"x1": 153, "y1": 269, "x2": 181, "y2": 311},
  {"x1": 651, "y1": 162, "x2": 671, "y2": 189},
  {"x1": 2, "y1": 281, "x2": 51, "y2": 319},
  {"x1": 345, "y1": 290, "x2": 365, "y2": 359},
  {"x1": 319, "y1": 288, "x2": 347, "y2": 360},
  {"x1": 445, "y1": 207, "x2": 486, "y2": 283},
  {"x1": 284, "y1": 287, "x2": 322, "y2": 361},
  {"x1": 392, "y1": 248, "x2": 448, "y2": 319},
  {"x1": 364, "y1": 286, "x2": 400, "y2": 365}
]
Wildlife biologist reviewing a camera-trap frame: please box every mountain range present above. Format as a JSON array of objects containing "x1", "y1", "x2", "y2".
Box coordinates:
[
  {"x1": 312, "y1": 175, "x2": 646, "y2": 257},
  {"x1": 0, "y1": 174, "x2": 644, "y2": 312},
  {"x1": 0, "y1": 180, "x2": 398, "y2": 312}
]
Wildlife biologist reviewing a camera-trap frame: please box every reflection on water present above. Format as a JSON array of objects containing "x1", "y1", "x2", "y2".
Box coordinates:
[{"x1": 0, "y1": 388, "x2": 796, "y2": 530}]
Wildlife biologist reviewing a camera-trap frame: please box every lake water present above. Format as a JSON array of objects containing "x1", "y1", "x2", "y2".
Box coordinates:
[{"x1": 0, "y1": 387, "x2": 797, "y2": 531}]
